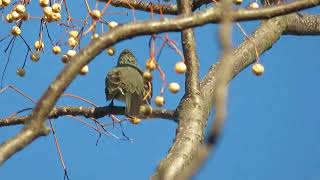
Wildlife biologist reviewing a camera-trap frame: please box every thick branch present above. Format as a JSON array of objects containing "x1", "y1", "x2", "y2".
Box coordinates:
[
  {"x1": 285, "y1": 14, "x2": 320, "y2": 35},
  {"x1": 0, "y1": 0, "x2": 318, "y2": 165},
  {"x1": 0, "y1": 106, "x2": 176, "y2": 127}
]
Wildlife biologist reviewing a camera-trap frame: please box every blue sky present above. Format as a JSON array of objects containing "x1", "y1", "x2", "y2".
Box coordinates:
[{"x1": 1, "y1": 1, "x2": 320, "y2": 180}]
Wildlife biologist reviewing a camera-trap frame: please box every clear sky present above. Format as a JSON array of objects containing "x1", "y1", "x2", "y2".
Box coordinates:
[{"x1": 1, "y1": 1, "x2": 320, "y2": 180}]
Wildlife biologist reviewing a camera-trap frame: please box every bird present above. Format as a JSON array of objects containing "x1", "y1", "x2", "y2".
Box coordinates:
[{"x1": 105, "y1": 49, "x2": 151, "y2": 118}]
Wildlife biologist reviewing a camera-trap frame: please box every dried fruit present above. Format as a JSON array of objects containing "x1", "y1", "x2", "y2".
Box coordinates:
[
  {"x1": 17, "y1": 68, "x2": 25, "y2": 77},
  {"x1": 11, "y1": 26, "x2": 21, "y2": 36},
  {"x1": 175, "y1": 61, "x2": 187, "y2": 74},
  {"x1": 6, "y1": 14, "x2": 13, "y2": 23},
  {"x1": 69, "y1": 30, "x2": 79, "y2": 38},
  {"x1": 252, "y1": 63, "x2": 264, "y2": 76},
  {"x1": 15, "y1": 4, "x2": 26, "y2": 14},
  {"x1": 30, "y1": 53, "x2": 40, "y2": 62},
  {"x1": 139, "y1": 104, "x2": 153, "y2": 116},
  {"x1": 249, "y1": 2, "x2": 259, "y2": 9},
  {"x1": 2, "y1": 0, "x2": 10, "y2": 6},
  {"x1": 52, "y1": 3, "x2": 61, "y2": 13},
  {"x1": 233, "y1": 0, "x2": 242, "y2": 5},
  {"x1": 67, "y1": 49, "x2": 76, "y2": 58},
  {"x1": 106, "y1": 47, "x2": 115, "y2": 56},
  {"x1": 68, "y1": 37, "x2": 78, "y2": 47},
  {"x1": 155, "y1": 96, "x2": 165, "y2": 107},
  {"x1": 90, "y1": 9, "x2": 101, "y2": 20},
  {"x1": 143, "y1": 71, "x2": 153, "y2": 81},
  {"x1": 39, "y1": 0, "x2": 49, "y2": 7},
  {"x1": 61, "y1": 54, "x2": 69, "y2": 63},
  {"x1": 20, "y1": 12, "x2": 29, "y2": 21},
  {"x1": 11, "y1": 11, "x2": 20, "y2": 21},
  {"x1": 34, "y1": 40, "x2": 44, "y2": 51},
  {"x1": 52, "y1": 13, "x2": 61, "y2": 21},
  {"x1": 43, "y1": 6, "x2": 53, "y2": 16},
  {"x1": 79, "y1": 65, "x2": 89, "y2": 75},
  {"x1": 146, "y1": 58, "x2": 157, "y2": 71},
  {"x1": 108, "y1": 21, "x2": 118, "y2": 28},
  {"x1": 130, "y1": 117, "x2": 141, "y2": 124},
  {"x1": 168, "y1": 82, "x2": 180, "y2": 94},
  {"x1": 52, "y1": 45, "x2": 61, "y2": 55}
]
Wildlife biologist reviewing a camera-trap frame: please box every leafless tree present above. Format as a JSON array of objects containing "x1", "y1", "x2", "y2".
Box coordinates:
[{"x1": 1, "y1": 0, "x2": 320, "y2": 179}]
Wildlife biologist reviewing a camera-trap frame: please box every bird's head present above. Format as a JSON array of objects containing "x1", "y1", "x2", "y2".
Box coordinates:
[{"x1": 117, "y1": 49, "x2": 138, "y2": 66}]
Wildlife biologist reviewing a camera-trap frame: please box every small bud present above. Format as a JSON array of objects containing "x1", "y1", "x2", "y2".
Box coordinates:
[
  {"x1": 79, "y1": 65, "x2": 89, "y2": 75},
  {"x1": 106, "y1": 47, "x2": 115, "y2": 56}
]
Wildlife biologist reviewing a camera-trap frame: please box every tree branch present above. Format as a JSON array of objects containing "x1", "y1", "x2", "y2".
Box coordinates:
[
  {"x1": 0, "y1": 0, "x2": 318, "y2": 166},
  {"x1": 0, "y1": 106, "x2": 177, "y2": 127}
]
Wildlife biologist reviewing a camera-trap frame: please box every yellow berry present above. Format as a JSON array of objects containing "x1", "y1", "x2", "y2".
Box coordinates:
[
  {"x1": 130, "y1": 117, "x2": 141, "y2": 124},
  {"x1": 146, "y1": 58, "x2": 157, "y2": 71},
  {"x1": 233, "y1": 0, "x2": 242, "y2": 5},
  {"x1": 175, "y1": 61, "x2": 187, "y2": 74},
  {"x1": 17, "y1": 68, "x2": 25, "y2": 77},
  {"x1": 90, "y1": 9, "x2": 101, "y2": 20},
  {"x1": 139, "y1": 104, "x2": 153, "y2": 116},
  {"x1": 143, "y1": 71, "x2": 153, "y2": 82},
  {"x1": 15, "y1": 4, "x2": 26, "y2": 14},
  {"x1": 11, "y1": 11, "x2": 20, "y2": 21},
  {"x1": 30, "y1": 53, "x2": 40, "y2": 62},
  {"x1": 91, "y1": 33, "x2": 99, "y2": 40},
  {"x1": 51, "y1": 3, "x2": 61, "y2": 13},
  {"x1": 52, "y1": 13, "x2": 61, "y2": 21},
  {"x1": 43, "y1": 6, "x2": 53, "y2": 16},
  {"x1": 155, "y1": 96, "x2": 165, "y2": 107},
  {"x1": 68, "y1": 37, "x2": 78, "y2": 47},
  {"x1": 252, "y1": 63, "x2": 264, "y2": 76},
  {"x1": 249, "y1": 2, "x2": 259, "y2": 9},
  {"x1": 11, "y1": 26, "x2": 21, "y2": 36},
  {"x1": 34, "y1": 40, "x2": 44, "y2": 51},
  {"x1": 6, "y1": 14, "x2": 13, "y2": 23},
  {"x1": 69, "y1": 30, "x2": 78, "y2": 38},
  {"x1": 2, "y1": 0, "x2": 10, "y2": 6},
  {"x1": 67, "y1": 49, "x2": 77, "y2": 58},
  {"x1": 39, "y1": 0, "x2": 49, "y2": 7},
  {"x1": 106, "y1": 47, "x2": 115, "y2": 56},
  {"x1": 108, "y1": 21, "x2": 118, "y2": 28},
  {"x1": 79, "y1": 65, "x2": 89, "y2": 75},
  {"x1": 168, "y1": 82, "x2": 180, "y2": 94},
  {"x1": 52, "y1": 45, "x2": 61, "y2": 55}
]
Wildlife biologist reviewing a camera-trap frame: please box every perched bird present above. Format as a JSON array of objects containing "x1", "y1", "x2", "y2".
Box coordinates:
[{"x1": 105, "y1": 49, "x2": 151, "y2": 118}]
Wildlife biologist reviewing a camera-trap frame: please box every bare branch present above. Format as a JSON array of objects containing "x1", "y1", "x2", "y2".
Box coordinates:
[
  {"x1": 285, "y1": 14, "x2": 320, "y2": 35},
  {"x1": 0, "y1": 106, "x2": 176, "y2": 127},
  {"x1": 0, "y1": 0, "x2": 318, "y2": 166},
  {"x1": 98, "y1": 0, "x2": 178, "y2": 15}
]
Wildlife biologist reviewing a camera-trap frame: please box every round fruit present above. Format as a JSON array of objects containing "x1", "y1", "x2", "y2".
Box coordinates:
[
  {"x1": 52, "y1": 3, "x2": 61, "y2": 13},
  {"x1": 61, "y1": 54, "x2": 69, "y2": 63},
  {"x1": 34, "y1": 40, "x2": 44, "y2": 50},
  {"x1": 91, "y1": 33, "x2": 99, "y2": 40},
  {"x1": 79, "y1": 65, "x2": 89, "y2": 75},
  {"x1": 155, "y1": 96, "x2": 165, "y2": 107},
  {"x1": 175, "y1": 61, "x2": 187, "y2": 74},
  {"x1": 252, "y1": 63, "x2": 264, "y2": 76},
  {"x1": 11, "y1": 11, "x2": 20, "y2": 21},
  {"x1": 233, "y1": 0, "x2": 242, "y2": 5},
  {"x1": 68, "y1": 37, "x2": 78, "y2": 47},
  {"x1": 67, "y1": 49, "x2": 76, "y2": 58},
  {"x1": 17, "y1": 68, "x2": 25, "y2": 77},
  {"x1": 2, "y1": 0, "x2": 11, "y2": 6},
  {"x1": 20, "y1": 12, "x2": 29, "y2": 21},
  {"x1": 6, "y1": 14, "x2": 13, "y2": 23},
  {"x1": 139, "y1": 104, "x2": 153, "y2": 116},
  {"x1": 131, "y1": 118, "x2": 141, "y2": 124},
  {"x1": 90, "y1": 9, "x2": 101, "y2": 20},
  {"x1": 52, "y1": 13, "x2": 61, "y2": 21},
  {"x1": 43, "y1": 6, "x2": 53, "y2": 16},
  {"x1": 52, "y1": 45, "x2": 61, "y2": 54},
  {"x1": 30, "y1": 53, "x2": 40, "y2": 62},
  {"x1": 11, "y1": 26, "x2": 21, "y2": 36},
  {"x1": 69, "y1": 30, "x2": 78, "y2": 38},
  {"x1": 143, "y1": 71, "x2": 153, "y2": 81},
  {"x1": 168, "y1": 82, "x2": 180, "y2": 94},
  {"x1": 39, "y1": 0, "x2": 49, "y2": 7},
  {"x1": 106, "y1": 47, "x2": 115, "y2": 56},
  {"x1": 15, "y1": 4, "x2": 26, "y2": 14},
  {"x1": 249, "y1": 2, "x2": 259, "y2": 9},
  {"x1": 108, "y1": 21, "x2": 118, "y2": 28},
  {"x1": 146, "y1": 58, "x2": 157, "y2": 71}
]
